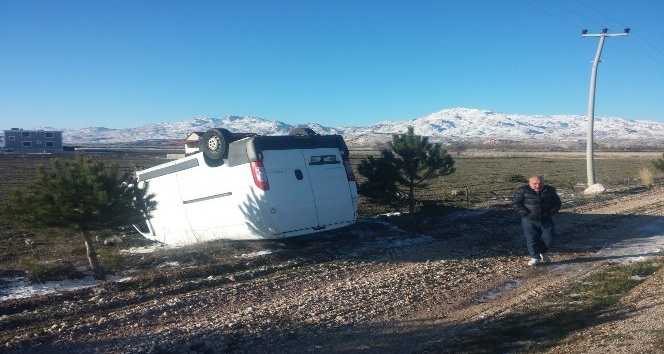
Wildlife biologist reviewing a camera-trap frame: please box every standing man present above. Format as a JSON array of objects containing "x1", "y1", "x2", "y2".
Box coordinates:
[{"x1": 512, "y1": 175, "x2": 562, "y2": 266}]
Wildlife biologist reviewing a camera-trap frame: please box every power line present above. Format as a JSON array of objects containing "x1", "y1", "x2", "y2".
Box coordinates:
[
  {"x1": 547, "y1": 0, "x2": 603, "y2": 28},
  {"x1": 515, "y1": 0, "x2": 580, "y2": 28},
  {"x1": 573, "y1": 0, "x2": 664, "y2": 71},
  {"x1": 536, "y1": 0, "x2": 664, "y2": 77},
  {"x1": 573, "y1": 0, "x2": 623, "y2": 29},
  {"x1": 621, "y1": 39, "x2": 664, "y2": 78}
]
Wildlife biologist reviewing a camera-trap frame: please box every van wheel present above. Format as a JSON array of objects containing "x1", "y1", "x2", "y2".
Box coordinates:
[
  {"x1": 201, "y1": 128, "x2": 232, "y2": 161},
  {"x1": 289, "y1": 127, "x2": 317, "y2": 136},
  {"x1": 202, "y1": 153, "x2": 225, "y2": 167}
]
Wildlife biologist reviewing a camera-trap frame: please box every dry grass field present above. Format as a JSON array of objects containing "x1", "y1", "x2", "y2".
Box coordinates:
[
  {"x1": 0, "y1": 152, "x2": 168, "y2": 199},
  {"x1": 1, "y1": 149, "x2": 662, "y2": 215},
  {"x1": 351, "y1": 149, "x2": 664, "y2": 215}
]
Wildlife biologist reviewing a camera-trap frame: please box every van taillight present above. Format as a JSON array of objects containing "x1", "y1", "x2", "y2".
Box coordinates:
[
  {"x1": 343, "y1": 158, "x2": 356, "y2": 181},
  {"x1": 250, "y1": 161, "x2": 270, "y2": 190}
]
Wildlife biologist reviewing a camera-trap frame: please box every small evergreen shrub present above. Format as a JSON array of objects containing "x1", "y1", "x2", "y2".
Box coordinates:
[
  {"x1": 20, "y1": 256, "x2": 84, "y2": 282},
  {"x1": 97, "y1": 247, "x2": 122, "y2": 274},
  {"x1": 653, "y1": 153, "x2": 664, "y2": 172},
  {"x1": 505, "y1": 174, "x2": 527, "y2": 183}
]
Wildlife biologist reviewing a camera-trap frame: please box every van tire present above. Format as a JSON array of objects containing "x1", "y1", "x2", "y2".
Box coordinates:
[
  {"x1": 203, "y1": 153, "x2": 225, "y2": 167},
  {"x1": 201, "y1": 128, "x2": 232, "y2": 162},
  {"x1": 289, "y1": 127, "x2": 317, "y2": 136}
]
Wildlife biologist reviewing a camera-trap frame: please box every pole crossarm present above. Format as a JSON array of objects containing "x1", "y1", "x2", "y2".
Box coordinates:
[{"x1": 582, "y1": 33, "x2": 628, "y2": 38}]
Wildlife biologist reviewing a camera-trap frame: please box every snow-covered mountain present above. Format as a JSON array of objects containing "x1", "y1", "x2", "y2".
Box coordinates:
[{"x1": 53, "y1": 108, "x2": 663, "y2": 148}]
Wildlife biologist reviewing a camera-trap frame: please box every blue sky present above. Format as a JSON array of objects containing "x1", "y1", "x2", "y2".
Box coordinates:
[{"x1": 1, "y1": 0, "x2": 663, "y2": 129}]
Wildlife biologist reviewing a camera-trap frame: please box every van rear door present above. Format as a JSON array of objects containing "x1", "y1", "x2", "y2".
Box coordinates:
[
  {"x1": 301, "y1": 148, "x2": 355, "y2": 226},
  {"x1": 261, "y1": 147, "x2": 354, "y2": 235}
]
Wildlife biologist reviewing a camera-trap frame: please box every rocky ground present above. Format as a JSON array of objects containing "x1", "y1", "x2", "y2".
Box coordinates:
[{"x1": 1, "y1": 186, "x2": 664, "y2": 354}]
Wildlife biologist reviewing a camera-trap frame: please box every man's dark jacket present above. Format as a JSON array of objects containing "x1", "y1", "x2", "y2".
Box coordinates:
[{"x1": 512, "y1": 185, "x2": 562, "y2": 221}]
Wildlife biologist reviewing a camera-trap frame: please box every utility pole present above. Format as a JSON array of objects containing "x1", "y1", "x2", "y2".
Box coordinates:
[{"x1": 581, "y1": 27, "x2": 629, "y2": 187}]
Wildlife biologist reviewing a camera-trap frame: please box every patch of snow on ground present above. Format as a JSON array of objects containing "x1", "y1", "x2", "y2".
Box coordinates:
[
  {"x1": 0, "y1": 275, "x2": 123, "y2": 302},
  {"x1": 236, "y1": 249, "x2": 280, "y2": 258},
  {"x1": 594, "y1": 219, "x2": 664, "y2": 264},
  {"x1": 119, "y1": 243, "x2": 169, "y2": 254},
  {"x1": 376, "y1": 234, "x2": 435, "y2": 248},
  {"x1": 377, "y1": 212, "x2": 403, "y2": 217},
  {"x1": 0, "y1": 243, "x2": 168, "y2": 302},
  {"x1": 477, "y1": 279, "x2": 523, "y2": 302},
  {"x1": 441, "y1": 209, "x2": 488, "y2": 220},
  {"x1": 346, "y1": 233, "x2": 435, "y2": 258}
]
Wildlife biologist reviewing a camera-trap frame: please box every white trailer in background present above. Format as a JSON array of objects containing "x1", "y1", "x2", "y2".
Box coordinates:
[{"x1": 133, "y1": 128, "x2": 358, "y2": 245}]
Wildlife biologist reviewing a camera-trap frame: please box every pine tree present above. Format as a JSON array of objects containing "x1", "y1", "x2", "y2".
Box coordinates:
[
  {"x1": 357, "y1": 149, "x2": 403, "y2": 204},
  {"x1": 357, "y1": 126, "x2": 456, "y2": 214},
  {"x1": 653, "y1": 153, "x2": 664, "y2": 172},
  {"x1": 388, "y1": 126, "x2": 456, "y2": 213},
  {"x1": 2, "y1": 154, "x2": 156, "y2": 280}
]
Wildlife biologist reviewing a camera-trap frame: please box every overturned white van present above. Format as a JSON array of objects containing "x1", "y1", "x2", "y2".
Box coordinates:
[{"x1": 133, "y1": 128, "x2": 358, "y2": 245}]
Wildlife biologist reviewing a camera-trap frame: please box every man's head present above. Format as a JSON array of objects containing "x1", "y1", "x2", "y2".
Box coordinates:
[{"x1": 528, "y1": 175, "x2": 544, "y2": 192}]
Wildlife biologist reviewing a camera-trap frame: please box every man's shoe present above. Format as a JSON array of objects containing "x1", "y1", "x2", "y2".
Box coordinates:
[
  {"x1": 528, "y1": 258, "x2": 541, "y2": 266},
  {"x1": 540, "y1": 254, "x2": 551, "y2": 262}
]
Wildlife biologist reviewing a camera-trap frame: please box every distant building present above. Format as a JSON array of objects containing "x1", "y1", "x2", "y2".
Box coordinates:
[
  {"x1": 184, "y1": 131, "x2": 204, "y2": 155},
  {"x1": 3, "y1": 128, "x2": 64, "y2": 153}
]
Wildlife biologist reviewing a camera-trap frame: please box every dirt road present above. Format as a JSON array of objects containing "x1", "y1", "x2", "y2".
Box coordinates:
[{"x1": 2, "y1": 187, "x2": 664, "y2": 353}]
